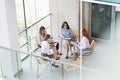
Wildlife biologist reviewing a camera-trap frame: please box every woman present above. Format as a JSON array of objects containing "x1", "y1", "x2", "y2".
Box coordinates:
[
  {"x1": 61, "y1": 21, "x2": 73, "y2": 59},
  {"x1": 39, "y1": 26, "x2": 46, "y2": 41},
  {"x1": 37, "y1": 26, "x2": 60, "y2": 52},
  {"x1": 36, "y1": 26, "x2": 46, "y2": 48},
  {"x1": 41, "y1": 34, "x2": 59, "y2": 67},
  {"x1": 70, "y1": 28, "x2": 90, "y2": 60}
]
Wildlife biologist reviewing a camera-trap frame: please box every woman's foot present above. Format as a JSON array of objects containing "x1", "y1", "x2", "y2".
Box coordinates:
[
  {"x1": 56, "y1": 57, "x2": 60, "y2": 60},
  {"x1": 60, "y1": 53, "x2": 63, "y2": 55},
  {"x1": 52, "y1": 64, "x2": 59, "y2": 67},
  {"x1": 66, "y1": 56, "x2": 68, "y2": 59},
  {"x1": 71, "y1": 53, "x2": 73, "y2": 55}
]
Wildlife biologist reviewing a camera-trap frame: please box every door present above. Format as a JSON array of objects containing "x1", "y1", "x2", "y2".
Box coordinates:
[
  {"x1": 115, "y1": 11, "x2": 120, "y2": 41},
  {"x1": 91, "y1": 3, "x2": 112, "y2": 40}
]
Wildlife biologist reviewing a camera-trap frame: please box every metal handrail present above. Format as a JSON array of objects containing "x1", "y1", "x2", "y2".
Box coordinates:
[{"x1": 18, "y1": 13, "x2": 52, "y2": 35}]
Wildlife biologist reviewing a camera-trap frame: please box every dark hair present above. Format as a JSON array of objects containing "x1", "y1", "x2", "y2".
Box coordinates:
[
  {"x1": 39, "y1": 26, "x2": 45, "y2": 37},
  {"x1": 61, "y1": 21, "x2": 70, "y2": 29},
  {"x1": 44, "y1": 34, "x2": 51, "y2": 41}
]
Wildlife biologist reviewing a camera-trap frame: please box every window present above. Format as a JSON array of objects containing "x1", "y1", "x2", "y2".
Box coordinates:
[{"x1": 15, "y1": 0, "x2": 50, "y2": 60}]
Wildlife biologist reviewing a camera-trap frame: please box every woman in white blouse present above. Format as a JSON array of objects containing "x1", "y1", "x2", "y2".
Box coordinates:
[
  {"x1": 70, "y1": 28, "x2": 90, "y2": 60},
  {"x1": 37, "y1": 26, "x2": 60, "y2": 53},
  {"x1": 41, "y1": 34, "x2": 59, "y2": 67}
]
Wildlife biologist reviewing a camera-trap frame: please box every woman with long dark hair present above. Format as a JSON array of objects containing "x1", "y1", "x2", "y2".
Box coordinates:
[{"x1": 61, "y1": 21, "x2": 73, "y2": 59}]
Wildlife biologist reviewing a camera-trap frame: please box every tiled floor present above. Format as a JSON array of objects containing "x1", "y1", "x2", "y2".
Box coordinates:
[{"x1": 82, "y1": 41, "x2": 120, "y2": 80}]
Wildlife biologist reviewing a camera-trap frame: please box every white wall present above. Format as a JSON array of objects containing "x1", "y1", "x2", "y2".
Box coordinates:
[
  {"x1": 82, "y1": 2, "x2": 90, "y2": 31},
  {"x1": 49, "y1": 0, "x2": 79, "y2": 39},
  {"x1": 0, "y1": 0, "x2": 21, "y2": 80}
]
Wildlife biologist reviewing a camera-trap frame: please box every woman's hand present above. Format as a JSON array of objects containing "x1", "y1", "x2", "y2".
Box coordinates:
[{"x1": 50, "y1": 43, "x2": 55, "y2": 48}]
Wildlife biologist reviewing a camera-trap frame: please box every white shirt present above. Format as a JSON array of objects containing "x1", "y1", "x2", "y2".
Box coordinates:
[
  {"x1": 41, "y1": 41, "x2": 54, "y2": 55},
  {"x1": 79, "y1": 36, "x2": 90, "y2": 50}
]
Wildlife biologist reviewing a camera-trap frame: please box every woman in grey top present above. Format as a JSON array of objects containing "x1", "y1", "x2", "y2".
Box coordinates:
[{"x1": 37, "y1": 26, "x2": 46, "y2": 48}]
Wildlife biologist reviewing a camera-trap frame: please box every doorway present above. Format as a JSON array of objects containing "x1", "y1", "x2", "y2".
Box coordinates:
[
  {"x1": 90, "y1": 3, "x2": 112, "y2": 41},
  {"x1": 115, "y1": 11, "x2": 120, "y2": 41}
]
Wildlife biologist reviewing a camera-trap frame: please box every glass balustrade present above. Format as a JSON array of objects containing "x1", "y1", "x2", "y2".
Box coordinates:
[{"x1": 0, "y1": 46, "x2": 80, "y2": 80}]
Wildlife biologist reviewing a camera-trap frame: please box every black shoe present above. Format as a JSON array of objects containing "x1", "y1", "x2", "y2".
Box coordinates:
[
  {"x1": 60, "y1": 53, "x2": 63, "y2": 55},
  {"x1": 71, "y1": 53, "x2": 73, "y2": 55},
  {"x1": 66, "y1": 56, "x2": 68, "y2": 59},
  {"x1": 52, "y1": 64, "x2": 59, "y2": 67},
  {"x1": 56, "y1": 57, "x2": 60, "y2": 60}
]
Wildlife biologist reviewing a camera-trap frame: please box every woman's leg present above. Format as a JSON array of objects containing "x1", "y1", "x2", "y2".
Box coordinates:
[
  {"x1": 53, "y1": 51, "x2": 60, "y2": 60},
  {"x1": 74, "y1": 52, "x2": 78, "y2": 60},
  {"x1": 66, "y1": 43, "x2": 69, "y2": 59},
  {"x1": 69, "y1": 42, "x2": 73, "y2": 55},
  {"x1": 53, "y1": 53, "x2": 58, "y2": 60},
  {"x1": 52, "y1": 52, "x2": 59, "y2": 67},
  {"x1": 70, "y1": 41, "x2": 79, "y2": 48}
]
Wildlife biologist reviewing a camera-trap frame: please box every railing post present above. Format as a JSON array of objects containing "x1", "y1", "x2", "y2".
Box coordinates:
[
  {"x1": 50, "y1": 14, "x2": 52, "y2": 36},
  {"x1": 28, "y1": 36, "x2": 33, "y2": 69},
  {"x1": 30, "y1": 52, "x2": 33, "y2": 69},
  {"x1": 60, "y1": 39, "x2": 62, "y2": 54},
  {"x1": 15, "y1": 51, "x2": 20, "y2": 79},
  {"x1": 28, "y1": 36, "x2": 32, "y2": 51},
  {"x1": 62, "y1": 64, "x2": 64, "y2": 80},
  {"x1": 0, "y1": 63, "x2": 4, "y2": 79}
]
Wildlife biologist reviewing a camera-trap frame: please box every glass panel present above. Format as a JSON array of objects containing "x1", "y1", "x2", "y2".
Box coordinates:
[
  {"x1": 15, "y1": 0, "x2": 25, "y2": 32},
  {"x1": 19, "y1": 32, "x2": 28, "y2": 61},
  {"x1": 115, "y1": 11, "x2": 120, "y2": 41},
  {"x1": 0, "y1": 46, "x2": 80, "y2": 80},
  {"x1": 0, "y1": 47, "x2": 20, "y2": 80},
  {"x1": 18, "y1": 52, "x2": 80, "y2": 80},
  {"x1": 91, "y1": 3, "x2": 112, "y2": 40},
  {"x1": 24, "y1": 0, "x2": 36, "y2": 26},
  {"x1": 97, "y1": 0, "x2": 120, "y2": 4},
  {"x1": 82, "y1": 68, "x2": 105, "y2": 80},
  {"x1": 35, "y1": 0, "x2": 49, "y2": 20},
  {"x1": 20, "y1": 44, "x2": 28, "y2": 60},
  {"x1": 63, "y1": 64, "x2": 80, "y2": 80},
  {"x1": 25, "y1": 0, "x2": 49, "y2": 27},
  {"x1": 19, "y1": 32, "x2": 27, "y2": 47}
]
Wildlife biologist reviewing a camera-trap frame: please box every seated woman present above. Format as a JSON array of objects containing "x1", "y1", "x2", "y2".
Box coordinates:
[
  {"x1": 70, "y1": 28, "x2": 90, "y2": 60},
  {"x1": 37, "y1": 26, "x2": 60, "y2": 52},
  {"x1": 60, "y1": 21, "x2": 73, "y2": 59},
  {"x1": 36, "y1": 26, "x2": 46, "y2": 48},
  {"x1": 41, "y1": 34, "x2": 60, "y2": 67}
]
